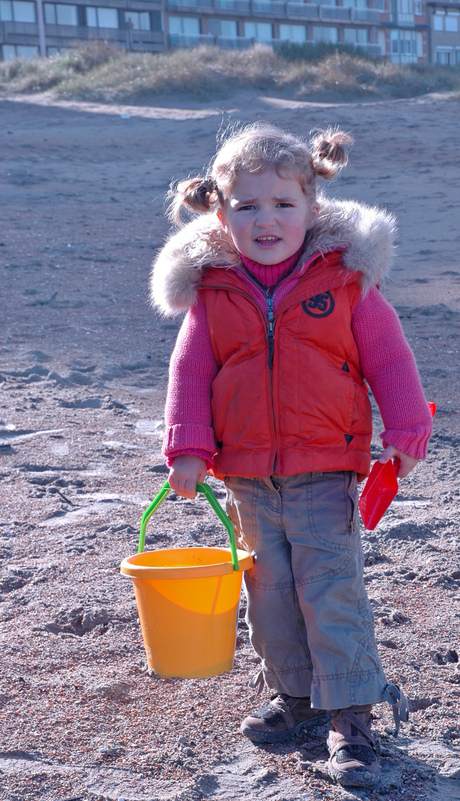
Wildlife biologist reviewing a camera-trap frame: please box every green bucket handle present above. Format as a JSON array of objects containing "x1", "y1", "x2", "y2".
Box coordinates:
[{"x1": 138, "y1": 481, "x2": 239, "y2": 571}]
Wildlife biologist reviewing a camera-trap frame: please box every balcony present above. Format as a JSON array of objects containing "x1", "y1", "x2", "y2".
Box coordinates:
[
  {"x1": 215, "y1": 0, "x2": 251, "y2": 9},
  {"x1": 321, "y1": 4, "x2": 352, "y2": 18},
  {"x1": 0, "y1": 20, "x2": 164, "y2": 51},
  {"x1": 217, "y1": 34, "x2": 254, "y2": 46},
  {"x1": 253, "y1": 1, "x2": 286, "y2": 14},
  {"x1": 167, "y1": 0, "x2": 254, "y2": 9},
  {"x1": 352, "y1": 7, "x2": 382, "y2": 21},
  {"x1": 0, "y1": 20, "x2": 38, "y2": 44},
  {"x1": 169, "y1": 31, "x2": 215, "y2": 45},
  {"x1": 287, "y1": 3, "x2": 381, "y2": 22},
  {"x1": 353, "y1": 40, "x2": 381, "y2": 54},
  {"x1": 287, "y1": 3, "x2": 321, "y2": 17},
  {"x1": 166, "y1": 33, "x2": 383, "y2": 51},
  {"x1": 389, "y1": 11, "x2": 414, "y2": 24},
  {"x1": 166, "y1": 0, "x2": 213, "y2": 7},
  {"x1": 165, "y1": 0, "x2": 383, "y2": 22}
]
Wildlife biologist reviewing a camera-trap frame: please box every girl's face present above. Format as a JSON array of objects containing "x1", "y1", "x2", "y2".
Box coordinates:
[{"x1": 219, "y1": 168, "x2": 318, "y2": 265}]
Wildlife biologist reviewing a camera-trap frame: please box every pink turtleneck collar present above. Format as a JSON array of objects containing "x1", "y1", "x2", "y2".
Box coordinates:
[{"x1": 239, "y1": 247, "x2": 303, "y2": 288}]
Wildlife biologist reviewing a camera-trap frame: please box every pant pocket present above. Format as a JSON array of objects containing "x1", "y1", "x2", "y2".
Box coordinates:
[
  {"x1": 347, "y1": 471, "x2": 359, "y2": 534},
  {"x1": 224, "y1": 476, "x2": 257, "y2": 553},
  {"x1": 307, "y1": 471, "x2": 357, "y2": 550},
  {"x1": 293, "y1": 472, "x2": 359, "y2": 583}
]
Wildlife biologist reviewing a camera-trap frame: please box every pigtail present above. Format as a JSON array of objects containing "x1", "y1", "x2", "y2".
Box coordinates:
[
  {"x1": 310, "y1": 128, "x2": 353, "y2": 180},
  {"x1": 168, "y1": 176, "x2": 218, "y2": 225}
]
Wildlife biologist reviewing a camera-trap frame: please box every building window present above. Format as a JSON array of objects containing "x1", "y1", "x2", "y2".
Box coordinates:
[
  {"x1": 220, "y1": 19, "x2": 237, "y2": 36},
  {"x1": 169, "y1": 15, "x2": 200, "y2": 34},
  {"x1": 208, "y1": 17, "x2": 237, "y2": 36},
  {"x1": 343, "y1": 26, "x2": 369, "y2": 43},
  {"x1": 215, "y1": 0, "x2": 242, "y2": 7},
  {"x1": 244, "y1": 21, "x2": 273, "y2": 41},
  {"x1": 392, "y1": 0, "x2": 414, "y2": 22},
  {"x1": 445, "y1": 13, "x2": 459, "y2": 32},
  {"x1": 390, "y1": 28, "x2": 417, "y2": 61},
  {"x1": 413, "y1": 0, "x2": 422, "y2": 13},
  {"x1": 44, "y1": 3, "x2": 78, "y2": 25},
  {"x1": 436, "y1": 49, "x2": 452, "y2": 64},
  {"x1": 0, "y1": 0, "x2": 36, "y2": 22},
  {"x1": 279, "y1": 23, "x2": 307, "y2": 42},
  {"x1": 342, "y1": 0, "x2": 367, "y2": 7},
  {"x1": 433, "y1": 11, "x2": 459, "y2": 31},
  {"x1": 0, "y1": 1, "x2": 12, "y2": 19},
  {"x1": 86, "y1": 6, "x2": 119, "y2": 27},
  {"x1": 2, "y1": 43, "x2": 38, "y2": 57},
  {"x1": 398, "y1": 0, "x2": 412, "y2": 13},
  {"x1": 151, "y1": 10, "x2": 162, "y2": 30},
  {"x1": 124, "y1": 10, "x2": 151, "y2": 29},
  {"x1": 312, "y1": 25, "x2": 338, "y2": 43}
]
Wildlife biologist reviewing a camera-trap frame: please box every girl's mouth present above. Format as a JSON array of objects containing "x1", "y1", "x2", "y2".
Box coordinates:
[{"x1": 255, "y1": 236, "x2": 281, "y2": 247}]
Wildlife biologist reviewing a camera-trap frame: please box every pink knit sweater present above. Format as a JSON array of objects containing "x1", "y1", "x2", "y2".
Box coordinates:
[{"x1": 164, "y1": 254, "x2": 432, "y2": 469}]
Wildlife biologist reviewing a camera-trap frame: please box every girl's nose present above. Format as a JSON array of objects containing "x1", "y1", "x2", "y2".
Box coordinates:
[{"x1": 255, "y1": 208, "x2": 275, "y2": 228}]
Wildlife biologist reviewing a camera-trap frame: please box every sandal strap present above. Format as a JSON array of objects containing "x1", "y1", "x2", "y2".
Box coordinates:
[
  {"x1": 332, "y1": 709, "x2": 377, "y2": 747},
  {"x1": 328, "y1": 732, "x2": 377, "y2": 761}
]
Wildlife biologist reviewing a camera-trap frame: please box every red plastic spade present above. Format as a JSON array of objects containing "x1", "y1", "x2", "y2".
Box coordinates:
[
  {"x1": 359, "y1": 401, "x2": 436, "y2": 531},
  {"x1": 359, "y1": 459, "x2": 399, "y2": 531}
]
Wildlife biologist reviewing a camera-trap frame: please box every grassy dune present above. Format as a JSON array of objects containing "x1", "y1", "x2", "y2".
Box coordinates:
[{"x1": 1, "y1": 42, "x2": 459, "y2": 102}]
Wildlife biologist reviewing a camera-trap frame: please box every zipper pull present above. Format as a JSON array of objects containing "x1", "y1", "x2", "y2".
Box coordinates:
[
  {"x1": 266, "y1": 294, "x2": 274, "y2": 368},
  {"x1": 267, "y1": 321, "x2": 274, "y2": 368}
]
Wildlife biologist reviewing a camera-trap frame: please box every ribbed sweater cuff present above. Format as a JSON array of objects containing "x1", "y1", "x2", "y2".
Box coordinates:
[
  {"x1": 166, "y1": 450, "x2": 215, "y2": 470},
  {"x1": 164, "y1": 424, "x2": 216, "y2": 460},
  {"x1": 380, "y1": 422, "x2": 432, "y2": 460}
]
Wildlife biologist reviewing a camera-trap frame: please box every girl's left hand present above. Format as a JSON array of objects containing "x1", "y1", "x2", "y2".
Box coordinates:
[{"x1": 379, "y1": 445, "x2": 419, "y2": 478}]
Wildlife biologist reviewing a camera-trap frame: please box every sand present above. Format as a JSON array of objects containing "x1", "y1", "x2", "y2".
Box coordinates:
[{"x1": 0, "y1": 87, "x2": 459, "y2": 801}]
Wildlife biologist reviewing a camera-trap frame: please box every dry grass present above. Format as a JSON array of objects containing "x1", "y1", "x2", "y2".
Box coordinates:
[
  {"x1": 1, "y1": 42, "x2": 459, "y2": 102},
  {"x1": 282, "y1": 51, "x2": 460, "y2": 99}
]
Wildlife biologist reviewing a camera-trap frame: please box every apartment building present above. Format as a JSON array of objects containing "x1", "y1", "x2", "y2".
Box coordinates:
[
  {"x1": 427, "y1": 0, "x2": 460, "y2": 62},
  {"x1": 0, "y1": 0, "x2": 452, "y2": 63}
]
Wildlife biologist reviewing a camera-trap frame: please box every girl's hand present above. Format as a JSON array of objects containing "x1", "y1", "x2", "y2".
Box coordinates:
[
  {"x1": 169, "y1": 454, "x2": 208, "y2": 499},
  {"x1": 379, "y1": 445, "x2": 419, "y2": 478}
]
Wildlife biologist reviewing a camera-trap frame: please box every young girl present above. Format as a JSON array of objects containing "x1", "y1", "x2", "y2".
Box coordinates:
[{"x1": 150, "y1": 123, "x2": 432, "y2": 789}]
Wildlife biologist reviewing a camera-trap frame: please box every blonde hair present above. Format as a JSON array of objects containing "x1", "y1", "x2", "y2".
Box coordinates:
[{"x1": 169, "y1": 122, "x2": 352, "y2": 225}]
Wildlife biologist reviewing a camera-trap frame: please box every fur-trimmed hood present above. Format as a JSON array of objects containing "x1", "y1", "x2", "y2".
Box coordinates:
[{"x1": 150, "y1": 195, "x2": 396, "y2": 317}]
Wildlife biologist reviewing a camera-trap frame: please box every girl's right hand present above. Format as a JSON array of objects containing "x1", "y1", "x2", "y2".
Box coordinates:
[
  {"x1": 168, "y1": 454, "x2": 208, "y2": 499},
  {"x1": 378, "y1": 445, "x2": 419, "y2": 478}
]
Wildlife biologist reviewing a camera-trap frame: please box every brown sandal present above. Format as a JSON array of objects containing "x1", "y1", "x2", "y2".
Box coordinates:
[
  {"x1": 241, "y1": 694, "x2": 327, "y2": 743},
  {"x1": 327, "y1": 705, "x2": 380, "y2": 787}
]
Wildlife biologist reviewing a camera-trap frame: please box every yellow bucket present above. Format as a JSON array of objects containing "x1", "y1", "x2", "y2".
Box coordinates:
[{"x1": 120, "y1": 482, "x2": 253, "y2": 679}]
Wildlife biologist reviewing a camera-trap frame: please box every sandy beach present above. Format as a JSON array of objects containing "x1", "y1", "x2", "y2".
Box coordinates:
[{"x1": 1, "y1": 87, "x2": 459, "y2": 801}]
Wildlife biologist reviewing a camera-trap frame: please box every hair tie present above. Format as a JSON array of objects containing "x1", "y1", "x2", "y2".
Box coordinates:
[
  {"x1": 318, "y1": 140, "x2": 333, "y2": 160},
  {"x1": 202, "y1": 177, "x2": 217, "y2": 193}
]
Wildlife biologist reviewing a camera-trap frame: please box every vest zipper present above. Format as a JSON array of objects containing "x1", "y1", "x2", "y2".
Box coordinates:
[
  {"x1": 266, "y1": 293, "x2": 275, "y2": 369},
  {"x1": 265, "y1": 290, "x2": 278, "y2": 473},
  {"x1": 232, "y1": 269, "x2": 280, "y2": 368},
  {"x1": 224, "y1": 271, "x2": 286, "y2": 474},
  {"x1": 201, "y1": 272, "x2": 291, "y2": 476}
]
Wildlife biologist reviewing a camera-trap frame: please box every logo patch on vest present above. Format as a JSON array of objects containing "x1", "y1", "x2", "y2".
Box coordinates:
[{"x1": 302, "y1": 292, "x2": 335, "y2": 318}]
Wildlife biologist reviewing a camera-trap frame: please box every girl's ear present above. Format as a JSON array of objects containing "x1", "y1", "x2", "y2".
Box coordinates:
[
  {"x1": 310, "y1": 202, "x2": 319, "y2": 224},
  {"x1": 305, "y1": 201, "x2": 319, "y2": 232},
  {"x1": 217, "y1": 208, "x2": 228, "y2": 232}
]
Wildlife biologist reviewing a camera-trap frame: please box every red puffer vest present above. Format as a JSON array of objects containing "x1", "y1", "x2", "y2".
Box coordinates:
[{"x1": 199, "y1": 250, "x2": 373, "y2": 481}]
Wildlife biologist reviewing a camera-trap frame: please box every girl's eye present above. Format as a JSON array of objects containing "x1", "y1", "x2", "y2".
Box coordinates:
[
  {"x1": 277, "y1": 202, "x2": 293, "y2": 208},
  {"x1": 237, "y1": 204, "x2": 255, "y2": 211}
]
